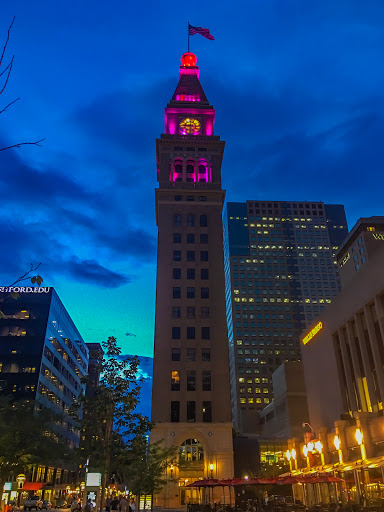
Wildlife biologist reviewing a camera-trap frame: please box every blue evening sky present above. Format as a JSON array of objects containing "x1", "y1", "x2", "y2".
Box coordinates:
[{"x1": 1, "y1": 0, "x2": 384, "y2": 368}]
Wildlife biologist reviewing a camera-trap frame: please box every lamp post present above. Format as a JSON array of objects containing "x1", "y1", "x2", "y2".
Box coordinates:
[
  {"x1": 334, "y1": 435, "x2": 343, "y2": 463},
  {"x1": 209, "y1": 464, "x2": 213, "y2": 479},
  {"x1": 356, "y1": 428, "x2": 366, "y2": 460},
  {"x1": 170, "y1": 464, "x2": 174, "y2": 479}
]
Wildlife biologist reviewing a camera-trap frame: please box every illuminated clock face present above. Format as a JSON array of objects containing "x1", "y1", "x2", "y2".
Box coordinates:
[{"x1": 180, "y1": 118, "x2": 201, "y2": 134}]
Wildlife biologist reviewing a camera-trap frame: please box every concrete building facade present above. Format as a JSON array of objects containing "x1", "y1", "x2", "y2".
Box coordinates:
[{"x1": 150, "y1": 53, "x2": 234, "y2": 508}]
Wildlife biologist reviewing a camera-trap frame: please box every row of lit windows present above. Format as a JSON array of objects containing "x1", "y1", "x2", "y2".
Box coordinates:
[
  {"x1": 239, "y1": 387, "x2": 270, "y2": 394},
  {"x1": 240, "y1": 397, "x2": 270, "y2": 404},
  {"x1": 171, "y1": 370, "x2": 211, "y2": 391}
]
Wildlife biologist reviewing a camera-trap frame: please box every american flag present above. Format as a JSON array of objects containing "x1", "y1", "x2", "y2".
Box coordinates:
[{"x1": 188, "y1": 24, "x2": 215, "y2": 40}]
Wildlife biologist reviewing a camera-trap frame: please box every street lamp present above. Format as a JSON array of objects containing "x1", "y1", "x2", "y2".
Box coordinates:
[
  {"x1": 334, "y1": 435, "x2": 343, "y2": 464},
  {"x1": 209, "y1": 464, "x2": 214, "y2": 478},
  {"x1": 170, "y1": 464, "x2": 174, "y2": 478},
  {"x1": 356, "y1": 428, "x2": 366, "y2": 460}
]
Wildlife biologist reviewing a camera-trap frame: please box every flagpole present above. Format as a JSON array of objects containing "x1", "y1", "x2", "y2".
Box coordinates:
[{"x1": 187, "y1": 21, "x2": 190, "y2": 52}]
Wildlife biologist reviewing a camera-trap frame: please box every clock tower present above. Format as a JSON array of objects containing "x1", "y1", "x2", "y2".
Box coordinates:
[{"x1": 151, "y1": 53, "x2": 234, "y2": 508}]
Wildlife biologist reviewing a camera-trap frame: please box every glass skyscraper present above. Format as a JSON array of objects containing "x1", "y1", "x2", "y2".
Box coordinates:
[{"x1": 223, "y1": 200, "x2": 348, "y2": 433}]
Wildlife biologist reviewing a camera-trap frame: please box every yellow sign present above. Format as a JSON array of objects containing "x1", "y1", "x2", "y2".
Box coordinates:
[{"x1": 302, "y1": 321, "x2": 323, "y2": 345}]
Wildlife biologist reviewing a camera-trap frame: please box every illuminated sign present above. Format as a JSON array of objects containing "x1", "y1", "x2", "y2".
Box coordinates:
[
  {"x1": 86, "y1": 473, "x2": 101, "y2": 487},
  {"x1": 0, "y1": 287, "x2": 50, "y2": 293},
  {"x1": 302, "y1": 321, "x2": 323, "y2": 345},
  {"x1": 339, "y1": 253, "x2": 350, "y2": 267},
  {"x1": 3, "y1": 483, "x2": 12, "y2": 491},
  {"x1": 373, "y1": 233, "x2": 384, "y2": 241}
]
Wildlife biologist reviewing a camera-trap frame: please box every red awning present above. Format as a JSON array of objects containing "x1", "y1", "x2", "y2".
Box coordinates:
[{"x1": 23, "y1": 483, "x2": 44, "y2": 491}]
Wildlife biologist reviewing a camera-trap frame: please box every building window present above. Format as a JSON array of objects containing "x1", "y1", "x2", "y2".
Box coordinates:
[
  {"x1": 180, "y1": 438, "x2": 204, "y2": 461},
  {"x1": 199, "y1": 196, "x2": 207, "y2": 201},
  {"x1": 187, "y1": 370, "x2": 196, "y2": 391},
  {"x1": 187, "y1": 401, "x2": 196, "y2": 422},
  {"x1": 173, "y1": 268, "x2": 181, "y2": 279},
  {"x1": 172, "y1": 327, "x2": 181, "y2": 339},
  {"x1": 202, "y1": 401, "x2": 212, "y2": 422},
  {"x1": 202, "y1": 371, "x2": 211, "y2": 391},
  {"x1": 171, "y1": 370, "x2": 180, "y2": 390},
  {"x1": 202, "y1": 348, "x2": 210, "y2": 361},
  {"x1": 172, "y1": 306, "x2": 181, "y2": 318},
  {"x1": 200, "y1": 251, "x2": 208, "y2": 261},
  {"x1": 187, "y1": 306, "x2": 195, "y2": 319},
  {"x1": 172, "y1": 348, "x2": 180, "y2": 361},
  {"x1": 173, "y1": 251, "x2": 181, "y2": 261},
  {"x1": 201, "y1": 268, "x2": 209, "y2": 280},
  {"x1": 187, "y1": 233, "x2": 195, "y2": 243},
  {"x1": 201, "y1": 287, "x2": 209, "y2": 299},
  {"x1": 173, "y1": 233, "x2": 182, "y2": 243},
  {"x1": 173, "y1": 287, "x2": 181, "y2": 298},
  {"x1": 187, "y1": 327, "x2": 196, "y2": 339},
  {"x1": 187, "y1": 268, "x2": 195, "y2": 279},
  {"x1": 187, "y1": 287, "x2": 195, "y2": 299},
  {"x1": 200, "y1": 215, "x2": 208, "y2": 227},
  {"x1": 171, "y1": 401, "x2": 180, "y2": 422},
  {"x1": 187, "y1": 251, "x2": 195, "y2": 261},
  {"x1": 187, "y1": 214, "x2": 195, "y2": 227},
  {"x1": 187, "y1": 348, "x2": 196, "y2": 361},
  {"x1": 202, "y1": 327, "x2": 210, "y2": 339},
  {"x1": 201, "y1": 307, "x2": 210, "y2": 318},
  {"x1": 174, "y1": 214, "x2": 182, "y2": 227},
  {"x1": 200, "y1": 234, "x2": 208, "y2": 244}
]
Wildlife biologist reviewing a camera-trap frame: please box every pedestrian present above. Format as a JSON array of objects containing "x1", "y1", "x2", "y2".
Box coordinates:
[
  {"x1": 111, "y1": 496, "x2": 119, "y2": 512},
  {"x1": 70, "y1": 501, "x2": 78, "y2": 512},
  {"x1": 106, "y1": 497, "x2": 112, "y2": 512},
  {"x1": 119, "y1": 497, "x2": 129, "y2": 512},
  {"x1": 130, "y1": 499, "x2": 136, "y2": 512}
]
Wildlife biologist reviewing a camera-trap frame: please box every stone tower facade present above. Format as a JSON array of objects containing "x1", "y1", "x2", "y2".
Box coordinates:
[{"x1": 151, "y1": 53, "x2": 234, "y2": 508}]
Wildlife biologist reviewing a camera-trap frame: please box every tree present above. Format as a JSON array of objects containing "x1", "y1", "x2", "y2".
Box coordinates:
[
  {"x1": 124, "y1": 440, "x2": 177, "y2": 511},
  {"x1": 0, "y1": 397, "x2": 73, "y2": 495},
  {"x1": 0, "y1": 17, "x2": 44, "y2": 151},
  {"x1": 72, "y1": 337, "x2": 152, "y2": 510}
]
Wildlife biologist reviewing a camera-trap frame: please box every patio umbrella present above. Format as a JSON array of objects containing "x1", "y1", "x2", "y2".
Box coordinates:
[
  {"x1": 277, "y1": 476, "x2": 300, "y2": 485},
  {"x1": 258, "y1": 477, "x2": 279, "y2": 484}
]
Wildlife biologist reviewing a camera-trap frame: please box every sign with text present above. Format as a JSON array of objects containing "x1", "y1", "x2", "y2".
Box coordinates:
[
  {"x1": 302, "y1": 321, "x2": 323, "y2": 345},
  {"x1": 0, "y1": 287, "x2": 51, "y2": 293},
  {"x1": 86, "y1": 473, "x2": 101, "y2": 487}
]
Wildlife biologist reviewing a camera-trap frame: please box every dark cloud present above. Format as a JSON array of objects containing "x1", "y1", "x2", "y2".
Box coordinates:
[{"x1": 125, "y1": 332, "x2": 136, "y2": 337}]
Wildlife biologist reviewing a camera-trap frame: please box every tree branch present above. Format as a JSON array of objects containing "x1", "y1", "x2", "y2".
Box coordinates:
[
  {"x1": 0, "y1": 97, "x2": 20, "y2": 114},
  {"x1": 0, "y1": 16, "x2": 14, "y2": 69},
  {"x1": 7, "y1": 262, "x2": 41, "y2": 287},
  {"x1": 0, "y1": 138, "x2": 45, "y2": 152}
]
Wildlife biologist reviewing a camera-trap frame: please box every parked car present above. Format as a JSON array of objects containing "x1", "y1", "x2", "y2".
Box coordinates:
[
  {"x1": 42, "y1": 501, "x2": 52, "y2": 510},
  {"x1": 24, "y1": 496, "x2": 43, "y2": 510},
  {"x1": 55, "y1": 500, "x2": 68, "y2": 509}
]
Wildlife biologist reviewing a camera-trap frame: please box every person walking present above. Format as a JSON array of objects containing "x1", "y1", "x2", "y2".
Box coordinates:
[
  {"x1": 111, "y1": 496, "x2": 119, "y2": 512},
  {"x1": 130, "y1": 499, "x2": 136, "y2": 512},
  {"x1": 119, "y1": 497, "x2": 129, "y2": 512},
  {"x1": 105, "y1": 497, "x2": 112, "y2": 512}
]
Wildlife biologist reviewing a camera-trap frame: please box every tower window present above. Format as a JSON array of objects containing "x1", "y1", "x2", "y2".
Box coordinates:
[
  {"x1": 202, "y1": 327, "x2": 210, "y2": 339},
  {"x1": 201, "y1": 288, "x2": 209, "y2": 299},
  {"x1": 187, "y1": 268, "x2": 195, "y2": 279},
  {"x1": 202, "y1": 371, "x2": 211, "y2": 391},
  {"x1": 173, "y1": 287, "x2": 181, "y2": 299},
  {"x1": 200, "y1": 251, "x2": 208, "y2": 261},
  {"x1": 173, "y1": 268, "x2": 181, "y2": 279},
  {"x1": 187, "y1": 348, "x2": 196, "y2": 361},
  {"x1": 200, "y1": 234, "x2": 208, "y2": 244},
  {"x1": 200, "y1": 215, "x2": 208, "y2": 227},
  {"x1": 187, "y1": 214, "x2": 195, "y2": 227},
  {"x1": 187, "y1": 233, "x2": 195, "y2": 243},
  {"x1": 173, "y1": 251, "x2": 181, "y2": 261},
  {"x1": 173, "y1": 233, "x2": 182, "y2": 243},
  {"x1": 171, "y1": 401, "x2": 180, "y2": 422},
  {"x1": 202, "y1": 348, "x2": 210, "y2": 361},
  {"x1": 172, "y1": 327, "x2": 181, "y2": 339},
  {"x1": 174, "y1": 214, "x2": 182, "y2": 227},
  {"x1": 202, "y1": 401, "x2": 212, "y2": 422},
  {"x1": 201, "y1": 307, "x2": 210, "y2": 318},
  {"x1": 172, "y1": 348, "x2": 181, "y2": 361},
  {"x1": 171, "y1": 371, "x2": 180, "y2": 390},
  {"x1": 187, "y1": 401, "x2": 196, "y2": 422},
  {"x1": 187, "y1": 370, "x2": 196, "y2": 391},
  {"x1": 172, "y1": 306, "x2": 181, "y2": 318},
  {"x1": 187, "y1": 327, "x2": 195, "y2": 339},
  {"x1": 187, "y1": 287, "x2": 195, "y2": 299},
  {"x1": 187, "y1": 306, "x2": 195, "y2": 318},
  {"x1": 201, "y1": 269, "x2": 209, "y2": 280},
  {"x1": 187, "y1": 251, "x2": 195, "y2": 261}
]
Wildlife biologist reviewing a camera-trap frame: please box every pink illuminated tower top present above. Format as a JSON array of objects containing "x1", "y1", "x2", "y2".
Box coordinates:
[{"x1": 164, "y1": 52, "x2": 215, "y2": 136}]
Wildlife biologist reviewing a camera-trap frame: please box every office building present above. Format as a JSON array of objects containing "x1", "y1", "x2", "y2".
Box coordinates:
[
  {"x1": 150, "y1": 52, "x2": 234, "y2": 508},
  {"x1": 0, "y1": 286, "x2": 88, "y2": 447},
  {"x1": 285, "y1": 217, "x2": 384, "y2": 506},
  {"x1": 224, "y1": 201, "x2": 348, "y2": 432}
]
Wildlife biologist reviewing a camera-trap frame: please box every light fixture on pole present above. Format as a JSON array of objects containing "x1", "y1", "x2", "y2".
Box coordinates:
[
  {"x1": 170, "y1": 464, "x2": 174, "y2": 478},
  {"x1": 209, "y1": 463, "x2": 214, "y2": 478},
  {"x1": 356, "y1": 428, "x2": 366, "y2": 460}
]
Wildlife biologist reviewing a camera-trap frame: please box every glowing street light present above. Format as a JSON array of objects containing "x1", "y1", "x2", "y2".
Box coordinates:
[{"x1": 209, "y1": 463, "x2": 214, "y2": 478}]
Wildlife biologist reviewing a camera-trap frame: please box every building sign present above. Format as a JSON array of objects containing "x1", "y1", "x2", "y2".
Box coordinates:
[
  {"x1": 0, "y1": 287, "x2": 51, "y2": 293},
  {"x1": 339, "y1": 253, "x2": 350, "y2": 267},
  {"x1": 3, "y1": 483, "x2": 12, "y2": 491},
  {"x1": 373, "y1": 233, "x2": 384, "y2": 240},
  {"x1": 302, "y1": 321, "x2": 323, "y2": 345},
  {"x1": 86, "y1": 473, "x2": 101, "y2": 487}
]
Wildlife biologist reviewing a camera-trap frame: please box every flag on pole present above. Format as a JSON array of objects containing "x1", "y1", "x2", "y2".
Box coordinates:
[{"x1": 188, "y1": 24, "x2": 215, "y2": 40}]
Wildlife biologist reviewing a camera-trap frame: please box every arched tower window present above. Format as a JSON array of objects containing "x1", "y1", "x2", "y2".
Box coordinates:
[
  {"x1": 172, "y1": 159, "x2": 183, "y2": 182},
  {"x1": 186, "y1": 160, "x2": 195, "y2": 182},
  {"x1": 180, "y1": 439, "x2": 204, "y2": 462},
  {"x1": 198, "y1": 159, "x2": 209, "y2": 183}
]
